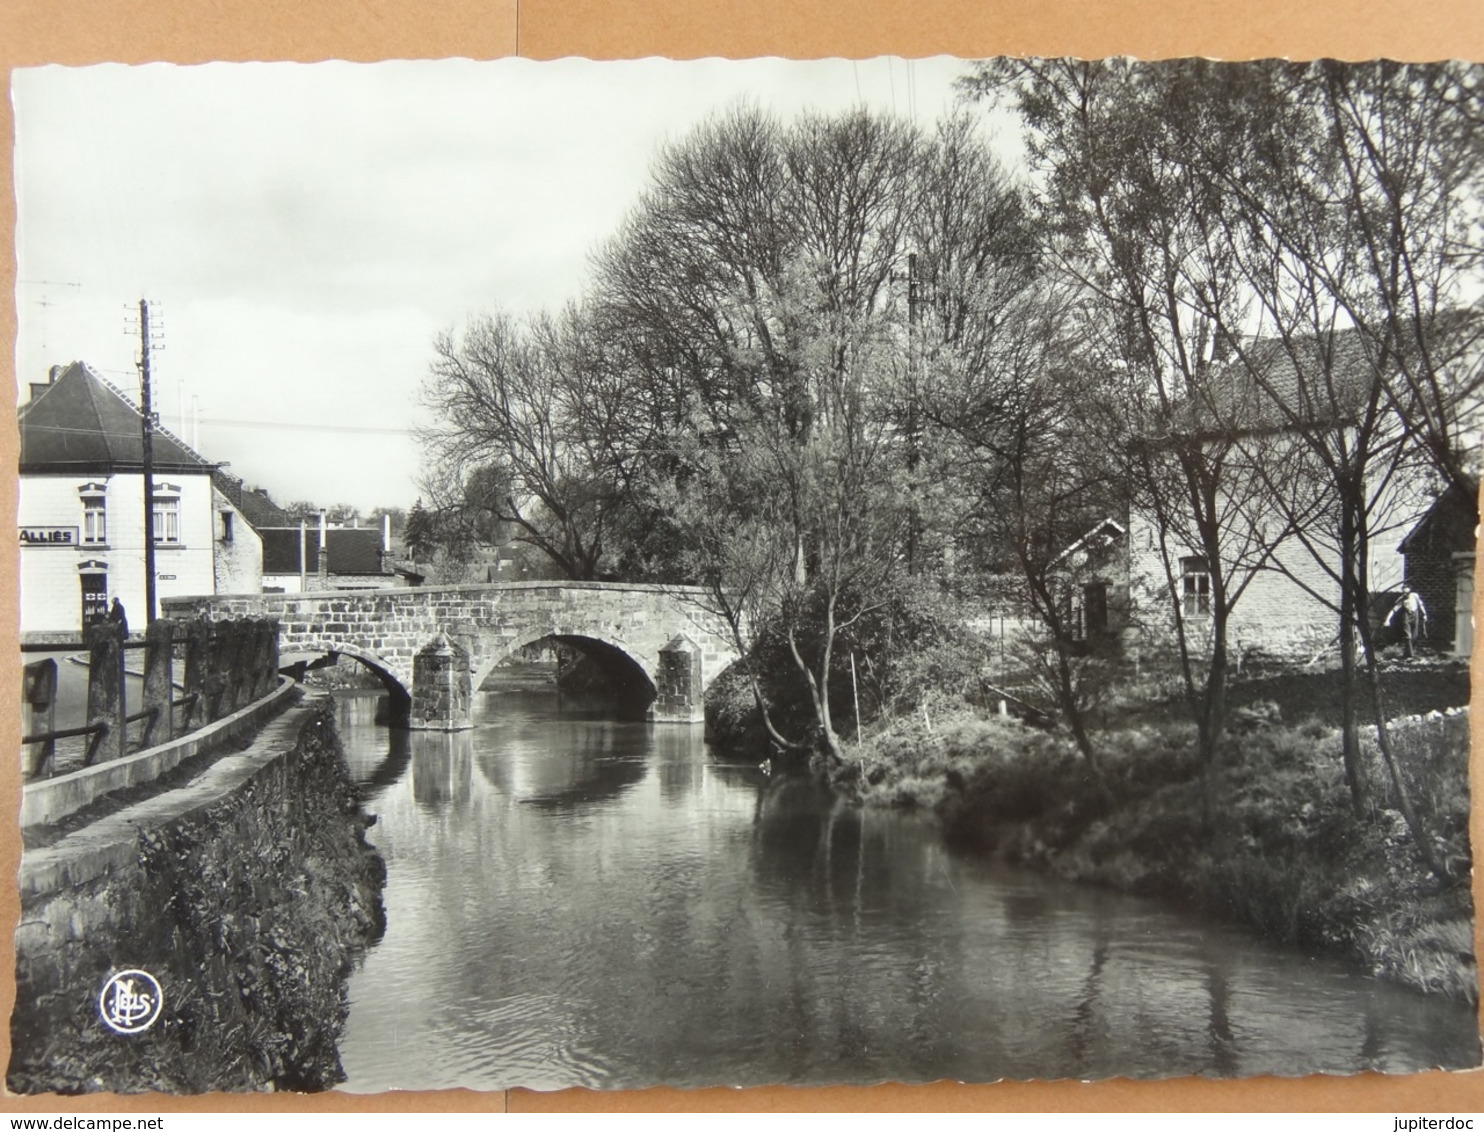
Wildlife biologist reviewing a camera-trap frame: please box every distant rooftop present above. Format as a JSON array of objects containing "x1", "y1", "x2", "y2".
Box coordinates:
[
  {"x1": 213, "y1": 472, "x2": 295, "y2": 529},
  {"x1": 259, "y1": 526, "x2": 390, "y2": 576}
]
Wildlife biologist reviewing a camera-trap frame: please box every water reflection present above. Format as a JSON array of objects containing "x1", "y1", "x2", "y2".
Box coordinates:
[
  {"x1": 337, "y1": 693, "x2": 411, "y2": 801},
  {"x1": 473, "y1": 720, "x2": 648, "y2": 810},
  {"x1": 335, "y1": 688, "x2": 1480, "y2": 1093},
  {"x1": 411, "y1": 732, "x2": 474, "y2": 813}
]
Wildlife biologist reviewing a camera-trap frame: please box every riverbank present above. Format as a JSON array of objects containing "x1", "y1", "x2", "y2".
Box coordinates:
[
  {"x1": 9, "y1": 698, "x2": 385, "y2": 1094},
  {"x1": 837, "y1": 699, "x2": 1476, "y2": 1004}
]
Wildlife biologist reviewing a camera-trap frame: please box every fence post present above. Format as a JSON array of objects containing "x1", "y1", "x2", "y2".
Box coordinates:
[
  {"x1": 85, "y1": 621, "x2": 127, "y2": 765},
  {"x1": 250, "y1": 618, "x2": 279, "y2": 699},
  {"x1": 224, "y1": 619, "x2": 250, "y2": 711},
  {"x1": 142, "y1": 618, "x2": 176, "y2": 746},
  {"x1": 22, "y1": 658, "x2": 57, "y2": 779},
  {"x1": 264, "y1": 618, "x2": 281, "y2": 696},
  {"x1": 232, "y1": 619, "x2": 258, "y2": 707},
  {"x1": 179, "y1": 617, "x2": 209, "y2": 731},
  {"x1": 204, "y1": 621, "x2": 230, "y2": 722}
]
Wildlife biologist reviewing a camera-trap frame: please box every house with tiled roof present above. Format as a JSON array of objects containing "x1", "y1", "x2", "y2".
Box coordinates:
[
  {"x1": 212, "y1": 471, "x2": 295, "y2": 530},
  {"x1": 1064, "y1": 327, "x2": 1454, "y2": 660},
  {"x1": 18, "y1": 361, "x2": 261, "y2": 639}
]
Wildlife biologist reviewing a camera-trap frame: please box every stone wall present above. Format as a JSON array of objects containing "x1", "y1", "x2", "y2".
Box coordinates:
[
  {"x1": 655, "y1": 635, "x2": 705, "y2": 723},
  {"x1": 1124, "y1": 513, "x2": 1339, "y2": 660},
  {"x1": 8, "y1": 701, "x2": 385, "y2": 1094},
  {"x1": 409, "y1": 634, "x2": 471, "y2": 731},
  {"x1": 165, "y1": 582, "x2": 740, "y2": 717},
  {"x1": 210, "y1": 484, "x2": 264, "y2": 597}
]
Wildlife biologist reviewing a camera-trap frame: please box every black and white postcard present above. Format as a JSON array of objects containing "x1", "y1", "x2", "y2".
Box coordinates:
[{"x1": 8, "y1": 55, "x2": 1481, "y2": 1097}]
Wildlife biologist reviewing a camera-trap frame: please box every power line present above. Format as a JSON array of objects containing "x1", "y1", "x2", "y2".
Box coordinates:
[
  {"x1": 24, "y1": 418, "x2": 414, "y2": 440},
  {"x1": 197, "y1": 416, "x2": 416, "y2": 437}
]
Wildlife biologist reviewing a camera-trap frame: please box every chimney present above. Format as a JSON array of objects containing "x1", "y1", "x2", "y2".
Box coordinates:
[
  {"x1": 318, "y1": 511, "x2": 330, "y2": 584},
  {"x1": 28, "y1": 364, "x2": 65, "y2": 403},
  {"x1": 1213, "y1": 329, "x2": 1237, "y2": 364}
]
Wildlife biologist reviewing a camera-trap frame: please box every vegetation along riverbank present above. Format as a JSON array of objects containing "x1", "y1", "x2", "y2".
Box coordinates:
[
  {"x1": 704, "y1": 587, "x2": 1475, "y2": 1005},
  {"x1": 395, "y1": 59, "x2": 1481, "y2": 1007},
  {"x1": 849, "y1": 675, "x2": 1474, "y2": 1004}
]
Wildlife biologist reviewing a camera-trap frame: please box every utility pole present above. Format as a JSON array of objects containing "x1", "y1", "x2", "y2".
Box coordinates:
[{"x1": 137, "y1": 299, "x2": 158, "y2": 625}]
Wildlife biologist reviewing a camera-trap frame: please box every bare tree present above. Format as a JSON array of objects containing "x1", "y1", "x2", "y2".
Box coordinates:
[
  {"x1": 420, "y1": 304, "x2": 638, "y2": 580},
  {"x1": 593, "y1": 106, "x2": 926, "y2": 763},
  {"x1": 968, "y1": 59, "x2": 1291, "y2": 806},
  {"x1": 1195, "y1": 60, "x2": 1483, "y2": 872}
]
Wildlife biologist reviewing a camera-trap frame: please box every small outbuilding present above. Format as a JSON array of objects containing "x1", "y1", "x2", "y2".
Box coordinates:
[{"x1": 1397, "y1": 486, "x2": 1478, "y2": 657}]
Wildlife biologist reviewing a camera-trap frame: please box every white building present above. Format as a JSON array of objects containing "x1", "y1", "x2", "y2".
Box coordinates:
[{"x1": 18, "y1": 361, "x2": 261, "y2": 640}]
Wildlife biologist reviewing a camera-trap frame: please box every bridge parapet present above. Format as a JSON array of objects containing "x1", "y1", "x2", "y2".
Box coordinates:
[{"x1": 162, "y1": 582, "x2": 740, "y2": 727}]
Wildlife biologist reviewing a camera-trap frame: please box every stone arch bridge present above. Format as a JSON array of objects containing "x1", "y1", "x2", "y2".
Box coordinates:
[{"x1": 161, "y1": 581, "x2": 740, "y2": 730}]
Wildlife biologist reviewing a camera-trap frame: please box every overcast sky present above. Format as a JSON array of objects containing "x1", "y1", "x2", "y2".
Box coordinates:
[{"x1": 13, "y1": 57, "x2": 1007, "y2": 513}]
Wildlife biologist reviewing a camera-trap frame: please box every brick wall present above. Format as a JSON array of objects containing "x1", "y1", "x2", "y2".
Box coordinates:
[{"x1": 1404, "y1": 545, "x2": 1459, "y2": 652}]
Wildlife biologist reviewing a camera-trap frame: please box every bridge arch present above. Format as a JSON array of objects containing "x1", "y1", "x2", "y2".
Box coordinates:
[
  {"x1": 476, "y1": 630, "x2": 659, "y2": 716},
  {"x1": 280, "y1": 638, "x2": 413, "y2": 720}
]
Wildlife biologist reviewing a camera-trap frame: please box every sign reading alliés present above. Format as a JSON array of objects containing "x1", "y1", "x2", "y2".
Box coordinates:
[{"x1": 19, "y1": 526, "x2": 78, "y2": 546}]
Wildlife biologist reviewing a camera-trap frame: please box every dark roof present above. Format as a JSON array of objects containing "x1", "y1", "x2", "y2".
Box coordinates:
[
  {"x1": 259, "y1": 527, "x2": 390, "y2": 576},
  {"x1": 1398, "y1": 486, "x2": 1479, "y2": 556},
  {"x1": 1193, "y1": 329, "x2": 1377, "y2": 434},
  {"x1": 1191, "y1": 311, "x2": 1482, "y2": 436},
  {"x1": 19, "y1": 361, "x2": 214, "y2": 474},
  {"x1": 212, "y1": 472, "x2": 294, "y2": 529}
]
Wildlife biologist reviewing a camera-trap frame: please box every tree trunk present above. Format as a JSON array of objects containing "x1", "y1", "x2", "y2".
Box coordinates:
[
  {"x1": 1337, "y1": 497, "x2": 1366, "y2": 813},
  {"x1": 786, "y1": 621, "x2": 844, "y2": 768}
]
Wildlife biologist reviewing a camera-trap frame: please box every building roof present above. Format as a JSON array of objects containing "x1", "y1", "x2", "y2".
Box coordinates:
[
  {"x1": 19, "y1": 361, "x2": 214, "y2": 474},
  {"x1": 1190, "y1": 328, "x2": 1378, "y2": 435},
  {"x1": 1398, "y1": 486, "x2": 1479, "y2": 556},
  {"x1": 259, "y1": 526, "x2": 390, "y2": 576},
  {"x1": 212, "y1": 472, "x2": 294, "y2": 529},
  {"x1": 1190, "y1": 311, "x2": 1481, "y2": 437},
  {"x1": 1050, "y1": 517, "x2": 1126, "y2": 568}
]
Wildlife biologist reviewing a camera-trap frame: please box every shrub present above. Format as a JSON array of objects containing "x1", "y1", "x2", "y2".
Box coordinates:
[{"x1": 703, "y1": 579, "x2": 992, "y2": 754}]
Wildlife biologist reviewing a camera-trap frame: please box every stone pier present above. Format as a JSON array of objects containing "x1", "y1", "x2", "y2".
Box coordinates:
[{"x1": 409, "y1": 633, "x2": 473, "y2": 731}]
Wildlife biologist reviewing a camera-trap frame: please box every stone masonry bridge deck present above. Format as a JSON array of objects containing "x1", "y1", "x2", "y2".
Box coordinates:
[{"x1": 161, "y1": 581, "x2": 740, "y2": 729}]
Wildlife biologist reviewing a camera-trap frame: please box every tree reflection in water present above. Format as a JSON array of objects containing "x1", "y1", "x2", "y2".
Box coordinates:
[{"x1": 334, "y1": 689, "x2": 1481, "y2": 1092}]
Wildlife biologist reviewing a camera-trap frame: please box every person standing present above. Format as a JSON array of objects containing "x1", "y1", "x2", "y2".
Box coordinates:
[
  {"x1": 107, "y1": 597, "x2": 128, "y2": 639},
  {"x1": 1386, "y1": 584, "x2": 1428, "y2": 659}
]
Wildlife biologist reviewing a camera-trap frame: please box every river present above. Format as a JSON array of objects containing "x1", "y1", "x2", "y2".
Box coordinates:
[{"x1": 333, "y1": 686, "x2": 1479, "y2": 1092}]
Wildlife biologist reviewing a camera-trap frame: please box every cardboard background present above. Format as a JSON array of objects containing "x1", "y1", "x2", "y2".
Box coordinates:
[{"x1": 0, "y1": 0, "x2": 1479, "y2": 1113}]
